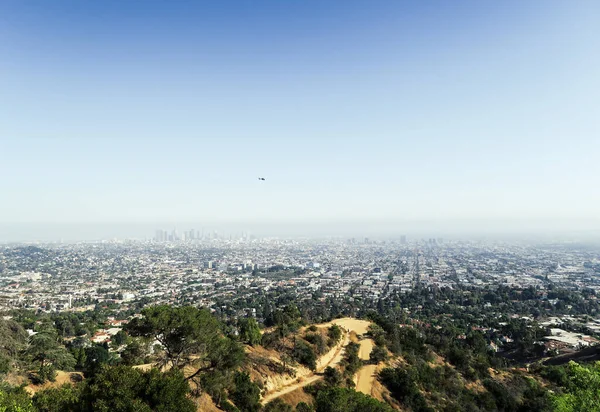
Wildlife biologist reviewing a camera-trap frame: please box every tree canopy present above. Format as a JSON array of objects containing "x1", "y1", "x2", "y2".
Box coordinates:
[
  {"x1": 0, "y1": 384, "x2": 35, "y2": 412},
  {"x1": 239, "y1": 318, "x2": 262, "y2": 347},
  {"x1": 25, "y1": 329, "x2": 75, "y2": 383},
  {"x1": 552, "y1": 361, "x2": 600, "y2": 412},
  {"x1": 125, "y1": 305, "x2": 244, "y2": 394},
  {"x1": 31, "y1": 365, "x2": 195, "y2": 412},
  {"x1": 314, "y1": 387, "x2": 393, "y2": 412},
  {"x1": 0, "y1": 319, "x2": 28, "y2": 375}
]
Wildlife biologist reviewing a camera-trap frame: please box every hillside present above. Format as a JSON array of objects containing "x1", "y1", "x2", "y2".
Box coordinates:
[
  {"x1": 2, "y1": 305, "x2": 600, "y2": 412},
  {"x1": 257, "y1": 318, "x2": 364, "y2": 405}
]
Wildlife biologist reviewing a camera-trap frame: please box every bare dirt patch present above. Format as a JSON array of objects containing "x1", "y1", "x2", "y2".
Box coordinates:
[
  {"x1": 358, "y1": 338, "x2": 374, "y2": 361},
  {"x1": 326, "y1": 318, "x2": 372, "y2": 335},
  {"x1": 355, "y1": 364, "x2": 378, "y2": 395},
  {"x1": 25, "y1": 371, "x2": 84, "y2": 395}
]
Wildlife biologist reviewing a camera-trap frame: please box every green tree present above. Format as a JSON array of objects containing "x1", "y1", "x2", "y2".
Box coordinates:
[
  {"x1": 229, "y1": 371, "x2": 261, "y2": 412},
  {"x1": 0, "y1": 384, "x2": 35, "y2": 412},
  {"x1": 369, "y1": 346, "x2": 388, "y2": 364},
  {"x1": 199, "y1": 368, "x2": 233, "y2": 407},
  {"x1": 0, "y1": 319, "x2": 28, "y2": 376},
  {"x1": 269, "y1": 305, "x2": 303, "y2": 337},
  {"x1": 378, "y1": 367, "x2": 429, "y2": 411},
  {"x1": 239, "y1": 318, "x2": 262, "y2": 347},
  {"x1": 327, "y1": 325, "x2": 342, "y2": 346},
  {"x1": 79, "y1": 365, "x2": 195, "y2": 412},
  {"x1": 296, "y1": 402, "x2": 314, "y2": 412},
  {"x1": 32, "y1": 384, "x2": 81, "y2": 412},
  {"x1": 367, "y1": 324, "x2": 386, "y2": 347},
  {"x1": 25, "y1": 329, "x2": 75, "y2": 383},
  {"x1": 483, "y1": 378, "x2": 517, "y2": 411},
  {"x1": 111, "y1": 330, "x2": 129, "y2": 346},
  {"x1": 293, "y1": 340, "x2": 317, "y2": 371},
  {"x1": 518, "y1": 377, "x2": 553, "y2": 412},
  {"x1": 0, "y1": 356, "x2": 10, "y2": 376},
  {"x1": 263, "y1": 398, "x2": 294, "y2": 412},
  {"x1": 70, "y1": 344, "x2": 87, "y2": 370},
  {"x1": 552, "y1": 361, "x2": 600, "y2": 412},
  {"x1": 342, "y1": 343, "x2": 361, "y2": 376},
  {"x1": 323, "y1": 367, "x2": 343, "y2": 387},
  {"x1": 120, "y1": 338, "x2": 149, "y2": 366},
  {"x1": 305, "y1": 333, "x2": 327, "y2": 355},
  {"x1": 314, "y1": 387, "x2": 393, "y2": 412},
  {"x1": 84, "y1": 344, "x2": 111, "y2": 376},
  {"x1": 126, "y1": 305, "x2": 245, "y2": 387}
]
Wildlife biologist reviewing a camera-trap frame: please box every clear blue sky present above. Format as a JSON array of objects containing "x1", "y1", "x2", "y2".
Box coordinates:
[{"x1": 1, "y1": 1, "x2": 599, "y2": 235}]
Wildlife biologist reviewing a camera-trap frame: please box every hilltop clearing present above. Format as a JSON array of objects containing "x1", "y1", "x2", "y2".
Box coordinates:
[{"x1": 326, "y1": 318, "x2": 372, "y2": 335}]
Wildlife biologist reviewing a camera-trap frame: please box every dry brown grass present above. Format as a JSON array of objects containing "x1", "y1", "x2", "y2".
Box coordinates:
[
  {"x1": 465, "y1": 380, "x2": 486, "y2": 393},
  {"x1": 278, "y1": 386, "x2": 314, "y2": 408},
  {"x1": 24, "y1": 371, "x2": 84, "y2": 395},
  {"x1": 427, "y1": 352, "x2": 446, "y2": 366},
  {"x1": 194, "y1": 393, "x2": 222, "y2": 412},
  {"x1": 3, "y1": 372, "x2": 28, "y2": 387},
  {"x1": 371, "y1": 377, "x2": 404, "y2": 411}
]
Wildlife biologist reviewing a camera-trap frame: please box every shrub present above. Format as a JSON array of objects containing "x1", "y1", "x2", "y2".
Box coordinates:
[
  {"x1": 323, "y1": 367, "x2": 343, "y2": 387},
  {"x1": 229, "y1": 371, "x2": 261, "y2": 412},
  {"x1": 305, "y1": 333, "x2": 327, "y2": 355},
  {"x1": 293, "y1": 340, "x2": 317, "y2": 371},
  {"x1": 315, "y1": 387, "x2": 393, "y2": 412},
  {"x1": 263, "y1": 398, "x2": 294, "y2": 412},
  {"x1": 296, "y1": 401, "x2": 313, "y2": 412},
  {"x1": 327, "y1": 325, "x2": 342, "y2": 346},
  {"x1": 369, "y1": 345, "x2": 389, "y2": 364}
]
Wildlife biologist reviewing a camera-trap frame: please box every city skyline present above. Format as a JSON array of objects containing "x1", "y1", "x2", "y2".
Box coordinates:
[{"x1": 2, "y1": 218, "x2": 600, "y2": 243}]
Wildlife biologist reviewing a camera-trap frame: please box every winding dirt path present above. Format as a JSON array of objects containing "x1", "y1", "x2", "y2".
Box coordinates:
[
  {"x1": 261, "y1": 318, "x2": 375, "y2": 405},
  {"x1": 261, "y1": 330, "x2": 350, "y2": 404},
  {"x1": 354, "y1": 338, "x2": 377, "y2": 396},
  {"x1": 355, "y1": 363, "x2": 378, "y2": 395},
  {"x1": 358, "y1": 338, "x2": 374, "y2": 360}
]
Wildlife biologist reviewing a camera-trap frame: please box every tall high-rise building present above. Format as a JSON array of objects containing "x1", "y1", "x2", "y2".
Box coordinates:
[
  {"x1": 154, "y1": 229, "x2": 168, "y2": 242},
  {"x1": 400, "y1": 235, "x2": 407, "y2": 244}
]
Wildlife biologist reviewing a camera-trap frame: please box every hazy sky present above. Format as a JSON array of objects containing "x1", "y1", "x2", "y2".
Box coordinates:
[{"x1": 1, "y1": 1, "x2": 599, "y2": 235}]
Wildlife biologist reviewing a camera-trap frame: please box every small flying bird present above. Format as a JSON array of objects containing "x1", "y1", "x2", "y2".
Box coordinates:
[{"x1": 258, "y1": 177, "x2": 266, "y2": 181}]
